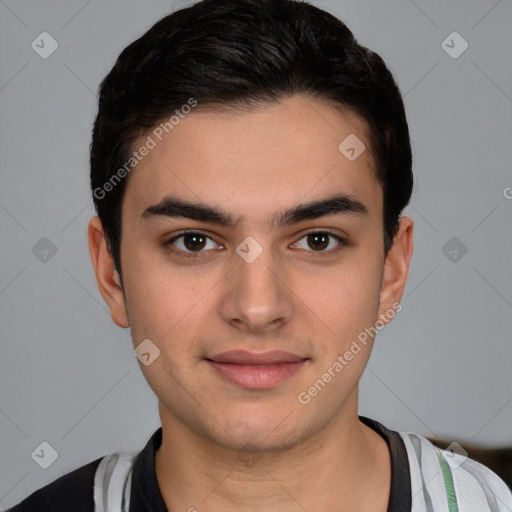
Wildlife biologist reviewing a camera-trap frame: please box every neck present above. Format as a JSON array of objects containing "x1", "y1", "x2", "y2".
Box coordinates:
[{"x1": 154, "y1": 402, "x2": 391, "y2": 512}]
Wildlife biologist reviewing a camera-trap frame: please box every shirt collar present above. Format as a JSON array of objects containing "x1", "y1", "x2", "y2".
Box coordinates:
[{"x1": 129, "y1": 416, "x2": 412, "y2": 511}]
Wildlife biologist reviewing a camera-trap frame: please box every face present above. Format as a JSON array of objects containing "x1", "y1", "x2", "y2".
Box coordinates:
[{"x1": 89, "y1": 95, "x2": 413, "y2": 453}]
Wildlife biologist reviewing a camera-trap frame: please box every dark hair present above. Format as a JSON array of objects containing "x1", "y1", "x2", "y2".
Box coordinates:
[{"x1": 90, "y1": 0, "x2": 413, "y2": 282}]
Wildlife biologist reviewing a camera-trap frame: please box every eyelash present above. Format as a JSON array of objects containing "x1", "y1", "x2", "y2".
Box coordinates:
[{"x1": 163, "y1": 230, "x2": 348, "y2": 259}]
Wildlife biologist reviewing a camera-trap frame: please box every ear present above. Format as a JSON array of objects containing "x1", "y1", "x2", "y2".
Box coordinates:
[
  {"x1": 88, "y1": 216, "x2": 130, "y2": 328},
  {"x1": 377, "y1": 216, "x2": 414, "y2": 324}
]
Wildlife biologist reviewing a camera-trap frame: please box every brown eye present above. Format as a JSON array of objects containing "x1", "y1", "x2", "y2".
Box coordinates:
[
  {"x1": 307, "y1": 233, "x2": 329, "y2": 251},
  {"x1": 164, "y1": 231, "x2": 220, "y2": 258},
  {"x1": 182, "y1": 233, "x2": 207, "y2": 251},
  {"x1": 295, "y1": 231, "x2": 346, "y2": 253}
]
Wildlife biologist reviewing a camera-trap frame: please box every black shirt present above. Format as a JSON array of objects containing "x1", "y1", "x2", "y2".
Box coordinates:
[{"x1": 7, "y1": 416, "x2": 411, "y2": 511}]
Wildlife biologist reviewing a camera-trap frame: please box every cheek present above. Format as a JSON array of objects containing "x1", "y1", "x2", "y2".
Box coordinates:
[
  {"x1": 298, "y1": 253, "x2": 382, "y2": 341},
  {"x1": 122, "y1": 248, "x2": 216, "y2": 350},
  {"x1": 121, "y1": 249, "x2": 173, "y2": 344}
]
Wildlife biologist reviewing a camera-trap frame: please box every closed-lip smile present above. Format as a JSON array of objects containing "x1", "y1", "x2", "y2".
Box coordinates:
[{"x1": 206, "y1": 350, "x2": 309, "y2": 389}]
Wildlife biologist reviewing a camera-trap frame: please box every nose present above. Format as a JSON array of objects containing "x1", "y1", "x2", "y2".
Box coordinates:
[{"x1": 218, "y1": 238, "x2": 294, "y2": 334}]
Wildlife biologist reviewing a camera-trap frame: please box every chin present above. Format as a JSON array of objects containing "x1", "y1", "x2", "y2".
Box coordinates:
[
  {"x1": 216, "y1": 429, "x2": 300, "y2": 454},
  {"x1": 203, "y1": 409, "x2": 313, "y2": 454}
]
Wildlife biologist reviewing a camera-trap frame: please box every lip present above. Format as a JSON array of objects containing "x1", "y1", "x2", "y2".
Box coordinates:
[
  {"x1": 208, "y1": 350, "x2": 306, "y2": 364},
  {"x1": 206, "y1": 350, "x2": 308, "y2": 389}
]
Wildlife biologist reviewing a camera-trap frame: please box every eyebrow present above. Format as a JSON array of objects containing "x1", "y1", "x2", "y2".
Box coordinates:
[{"x1": 140, "y1": 194, "x2": 368, "y2": 228}]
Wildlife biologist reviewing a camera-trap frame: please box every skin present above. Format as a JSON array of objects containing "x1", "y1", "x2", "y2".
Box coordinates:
[{"x1": 88, "y1": 95, "x2": 413, "y2": 511}]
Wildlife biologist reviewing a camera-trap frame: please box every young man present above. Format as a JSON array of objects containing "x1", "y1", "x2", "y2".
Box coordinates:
[{"x1": 9, "y1": 0, "x2": 512, "y2": 510}]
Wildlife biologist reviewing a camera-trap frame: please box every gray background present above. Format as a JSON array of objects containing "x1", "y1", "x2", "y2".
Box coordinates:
[{"x1": 1, "y1": 0, "x2": 511, "y2": 508}]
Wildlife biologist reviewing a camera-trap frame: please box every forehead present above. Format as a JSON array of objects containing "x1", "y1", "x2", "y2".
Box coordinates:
[{"x1": 123, "y1": 95, "x2": 382, "y2": 227}]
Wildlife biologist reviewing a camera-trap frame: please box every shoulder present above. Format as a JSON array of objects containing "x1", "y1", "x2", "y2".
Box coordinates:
[
  {"x1": 399, "y1": 431, "x2": 512, "y2": 511},
  {"x1": 6, "y1": 456, "x2": 103, "y2": 512}
]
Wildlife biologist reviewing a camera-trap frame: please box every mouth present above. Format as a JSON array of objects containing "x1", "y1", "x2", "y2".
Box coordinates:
[{"x1": 205, "y1": 350, "x2": 309, "y2": 389}]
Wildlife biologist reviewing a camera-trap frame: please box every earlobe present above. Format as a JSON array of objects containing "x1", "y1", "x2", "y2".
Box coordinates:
[
  {"x1": 87, "y1": 216, "x2": 130, "y2": 328},
  {"x1": 378, "y1": 216, "x2": 414, "y2": 322}
]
